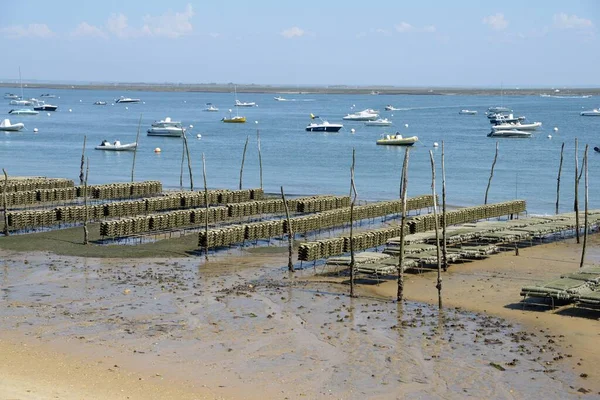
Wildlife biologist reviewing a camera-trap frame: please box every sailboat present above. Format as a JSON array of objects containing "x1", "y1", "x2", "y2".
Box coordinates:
[
  {"x1": 9, "y1": 67, "x2": 33, "y2": 106},
  {"x1": 222, "y1": 86, "x2": 247, "y2": 123}
]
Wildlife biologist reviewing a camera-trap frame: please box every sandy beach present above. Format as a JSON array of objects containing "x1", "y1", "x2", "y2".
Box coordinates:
[{"x1": 1, "y1": 231, "x2": 599, "y2": 399}]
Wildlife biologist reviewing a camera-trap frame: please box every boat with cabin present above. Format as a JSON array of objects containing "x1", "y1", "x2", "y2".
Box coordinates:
[
  {"x1": 222, "y1": 115, "x2": 246, "y2": 123},
  {"x1": 385, "y1": 105, "x2": 401, "y2": 111},
  {"x1": 8, "y1": 109, "x2": 39, "y2": 115},
  {"x1": 343, "y1": 109, "x2": 379, "y2": 121},
  {"x1": 203, "y1": 103, "x2": 219, "y2": 112},
  {"x1": 94, "y1": 101, "x2": 107, "y2": 105},
  {"x1": 33, "y1": 101, "x2": 58, "y2": 112},
  {"x1": 95, "y1": 140, "x2": 137, "y2": 151},
  {"x1": 235, "y1": 99, "x2": 256, "y2": 107},
  {"x1": 365, "y1": 118, "x2": 393, "y2": 127},
  {"x1": 376, "y1": 133, "x2": 419, "y2": 146},
  {"x1": 274, "y1": 96, "x2": 286, "y2": 101},
  {"x1": 116, "y1": 97, "x2": 141, "y2": 104},
  {"x1": 581, "y1": 109, "x2": 600, "y2": 116},
  {"x1": 0, "y1": 119, "x2": 24, "y2": 132},
  {"x1": 488, "y1": 113, "x2": 526, "y2": 124},
  {"x1": 487, "y1": 129, "x2": 532, "y2": 138},
  {"x1": 40, "y1": 93, "x2": 56, "y2": 98},
  {"x1": 147, "y1": 117, "x2": 185, "y2": 137},
  {"x1": 459, "y1": 109, "x2": 478, "y2": 115},
  {"x1": 491, "y1": 121, "x2": 542, "y2": 131},
  {"x1": 4, "y1": 93, "x2": 19, "y2": 100}
]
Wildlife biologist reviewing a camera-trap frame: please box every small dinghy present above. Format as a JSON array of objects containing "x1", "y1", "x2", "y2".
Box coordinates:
[
  {"x1": 376, "y1": 133, "x2": 419, "y2": 146},
  {"x1": 95, "y1": 140, "x2": 137, "y2": 151},
  {"x1": 0, "y1": 119, "x2": 24, "y2": 132}
]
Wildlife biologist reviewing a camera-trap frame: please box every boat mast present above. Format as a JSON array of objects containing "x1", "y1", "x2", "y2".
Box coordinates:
[{"x1": 19, "y1": 66, "x2": 23, "y2": 100}]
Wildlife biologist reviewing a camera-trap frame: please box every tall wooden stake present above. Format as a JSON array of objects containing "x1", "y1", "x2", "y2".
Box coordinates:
[
  {"x1": 202, "y1": 153, "x2": 209, "y2": 260},
  {"x1": 556, "y1": 142, "x2": 564, "y2": 215},
  {"x1": 183, "y1": 130, "x2": 194, "y2": 191},
  {"x1": 180, "y1": 137, "x2": 185, "y2": 189},
  {"x1": 349, "y1": 149, "x2": 357, "y2": 297},
  {"x1": 83, "y1": 158, "x2": 90, "y2": 245},
  {"x1": 79, "y1": 135, "x2": 86, "y2": 185},
  {"x1": 580, "y1": 145, "x2": 589, "y2": 269},
  {"x1": 131, "y1": 113, "x2": 142, "y2": 182},
  {"x1": 257, "y1": 129, "x2": 263, "y2": 190},
  {"x1": 575, "y1": 138, "x2": 580, "y2": 243},
  {"x1": 430, "y1": 150, "x2": 442, "y2": 309},
  {"x1": 239, "y1": 136, "x2": 249, "y2": 190},
  {"x1": 441, "y1": 141, "x2": 448, "y2": 272},
  {"x1": 397, "y1": 148, "x2": 410, "y2": 302},
  {"x1": 2, "y1": 169, "x2": 9, "y2": 236},
  {"x1": 484, "y1": 141, "x2": 499, "y2": 205},
  {"x1": 281, "y1": 186, "x2": 294, "y2": 272}
]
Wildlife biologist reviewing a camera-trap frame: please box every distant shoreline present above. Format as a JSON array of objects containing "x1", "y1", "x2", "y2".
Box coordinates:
[{"x1": 0, "y1": 82, "x2": 598, "y2": 96}]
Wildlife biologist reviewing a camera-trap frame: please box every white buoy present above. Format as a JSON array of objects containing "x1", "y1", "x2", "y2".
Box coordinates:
[
  {"x1": 553, "y1": 127, "x2": 558, "y2": 132},
  {"x1": 255, "y1": 121, "x2": 258, "y2": 124},
  {"x1": 47, "y1": 113, "x2": 51, "y2": 116},
  {"x1": 548, "y1": 135, "x2": 552, "y2": 139},
  {"x1": 189, "y1": 124, "x2": 194, "y2": 129},
  {"x1": 33, "y1": 128, "x2": 38, "y2": 133},
  {"x1": 125, "y1": 106, "x2": 128, "y2": 110},
  {"x1": 184, "y1": 100, "x2": 187, "y2": 103},
  {"x1": 405, "y1": 123, "x2": 409, "y2": 128},
  {"x1": 79, "y1": 100, "x2": 82, "y2": 102},
  {"x1": 350, "y1": 128, "x2": 356, "y2": 134},
  {"x1": 143, "y1": 102, "x2": 146, "y2": 104},
  {"x1": 433, "y1": 142, "x2": 439, "y2": 147},
  {"x1": 229, "y1": 109, "x2": 232, "y2": 113},
  {"x1": 111, "y1": 103, "x2": 114, "y2": 106},
  {"x1": 196, "y1": 134, "x2": 202, "y2": 139},
  {"x1": 68, "y1": 109, "x2": 72, "y2": 112},
  {"x1": 154, "y1": 147, "x2": 161, "y2": 153}
]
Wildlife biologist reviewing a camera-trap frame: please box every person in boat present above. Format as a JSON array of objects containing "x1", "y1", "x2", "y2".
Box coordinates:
[{"x1": 101, "y1": 140, "x2": 109, "y2": 146}]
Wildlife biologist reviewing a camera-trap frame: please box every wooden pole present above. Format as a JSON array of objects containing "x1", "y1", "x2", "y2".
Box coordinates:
[
  {"x1": 441, "y1": 141, "x2": 448, "y2": 272},
  {"x1": 183, "y1": 130, "x2": 193, "y2": 191},
  {"x1": 281, "y1": 186, "x2": 294, "y2": 272},
  {"x1": 180, "y1": 137, "x2": 185, "y2": 190},
  {"x1": 484, "y1": 141, "x2": 499, "y2": 205},
  {"x1": 2, "y1": 169, "x2": 9, "y2": 236},
  {"x1": 575, "y1": 138, "x2": 580, "y2": 244},
  {"x1": 202, "y1": 153, "x2": 209, "y2": 260},
  {"x1": 580, "y1": 145, "x2": 589, "y2": 269},
  {"x1": 239, "y1": 135, "x2": 249, "y2": 190},
  {"x1": 556, "y1": 142, "x2": 564, "y2": 215},
  {"x1": 131, "y1": 113, "x2": 142, "y2": 183},
  {"x1": 257, "y1": 129, "x2": 263, "y2": 190},
  {"x1": 83, "y1": 158, "x2": 90, "y2": 245},
  {"x1": 429, "y1": 150, "x2": 442, "y2": 309},
  {"x1": 397, "y1": 148, "x2": 410, "y2": 302},
  {"x1": 349, "y1": 148, "x2": 357, "y2": 297},
  {"x1": 79, "y1": 135, "x2": 86, "y2": 186}
]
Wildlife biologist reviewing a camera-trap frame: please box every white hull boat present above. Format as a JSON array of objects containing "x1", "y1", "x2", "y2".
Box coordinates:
[
  {"x1": 487, "y1": 106, "x2": 512, "y2": 114},
  {"x1": 384, "y1": 105, "x2": 401, "y2": 111},
  {"x1": 491, "y1": 121, "x2": 542, "y2": 131},
  {"x1": 306, "y1": 121, "x2": 343, "y2": 132},
  {"x1": 274, "y1": 96, "x2": 286, "y2": 101},
  {"x1": 94, "y1": 101, "x2": 107, "y2": 105},
  {"x1": 116, "y1": 97, "x2": 141, "y2": 103},
  {"x1": 8, "y1": 109, "x2": 39, "y2": 115},
  {"x1": 0, "y1": 119, "x2": 24, "y2": 132},
  {"x1": 147, "y1": 117, "x2": 185, "y2": 137},
  {"x1": 581, "y1": 109, "x2": 600, "y2": 116},
  {"x1": 487, "y1": 129, "x2": 532, "y2": 138},
  {"x1": 376, "y1": 134, "x2": 419, "y2": 146},
  {"x1": 235, "y1": 99, "x2": 256, "y2": 107},
  {"x1": 95, "y1": 140, "x2": 137, "y2": 151},
  {"x1": 343, "y1": 109, "x2": 379, "y2": 121},
  {"x1": 33, "y1": 102, "x2": 58, "y2": 111},
  {"x1": 365, "y1": 118, "x2": 392, "y2": 126},
  {"x1": 459, "y1": 109, "x2": 478, "y2": 115},
  {"x1": 203, "y1": 103, "x2": 219, "y2": 111},
  {"x1": 9, "y1": 99, "x2": 33, "y2": 106},
  {"x1": 4, "y1": 93, "x2": 19, "y2": 100}
]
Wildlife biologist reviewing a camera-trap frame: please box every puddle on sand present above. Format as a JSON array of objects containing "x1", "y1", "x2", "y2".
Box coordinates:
[{"x1": 0, "y1": 252, "x2": 589, "y2": 399}]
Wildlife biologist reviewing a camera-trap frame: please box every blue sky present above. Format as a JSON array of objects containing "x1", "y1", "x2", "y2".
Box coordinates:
[{"x1": 1, "y1": 1, "x2": 598, "y2": 87}]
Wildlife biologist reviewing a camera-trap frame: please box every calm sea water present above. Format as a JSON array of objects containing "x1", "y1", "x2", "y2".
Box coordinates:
[{"x1": 1, "y1": 88, "x2": 599, "y2": 214}]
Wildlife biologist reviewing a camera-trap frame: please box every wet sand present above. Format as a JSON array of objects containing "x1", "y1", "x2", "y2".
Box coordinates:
[{"x1": 1, "y1": 236, "x2": 599, "y2": 399}]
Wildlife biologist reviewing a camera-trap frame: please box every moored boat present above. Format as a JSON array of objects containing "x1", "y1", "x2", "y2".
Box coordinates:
[
  {"x1": 488, "y1": 113, "x2": 526, "y2": 124},
  {"x1": 0, "y1": 118, "x2": 24, "y2": 132},
  {"x1": 95, "y1": 140, "x2": 137, "y2": 151},
  {"x1": 203, "y1": 103, "x2": 219, "y2": 111},
  {"x1": 222, "y1": 115, "x2": 246, "y2": 123},
  {"x1": 343, "y1": 109, "x2": 379, "y2": 121},
  {"x1": 491, "y1": 121, "x2": 542, "y2": 131},
  {"x1": 9, "y1": 99, "x2": 33, "y2": 106},
  {"x1": 40, "y1": 93, "x2": 56, "y2": 98},
  {"x1": 8, "y1": 108, "x2": 39, "y2": 115},
  {"x1": 459, "y1": 109, "x2": 478, "y2": 115},
  {"x1": 385, "y1": 105, "x2": 401, "y2": 111},
  {"x1": 274, "y1": 96, "x2": 286, "y2": 101},
  {"x1": 4, "y1": 93, "x2": 19, "y2": 100},
  {"x1": 33, "y1": 101, "x2": 58, "y2": 111},
  {"x1": 487, "y1": 129, "x2": 532, "y2": 138},
  {"x1": 116, "y1": 97, "x2": 141, "y2": 103},
  {"x1": 376, "y1": 133, "x2": 419, "y2": 146},
  {"x1": 364, "y1": 118, "x2": 393, "y2": 126},
  {"x1": 580, "y1": 109, "x2": 600, "y2": 116},
  {"x1": 94, "y1": 101, "x2": 107, "y2": 105},
  {"x1": 147, "y1": 117, "x2": 185, "y2": 137},
  {"x1": 235, "y1": 99, "x2": 256, "y2": 107},
  {"x1": 306, "y1": 121, "x2": 343, "y2": 132}
]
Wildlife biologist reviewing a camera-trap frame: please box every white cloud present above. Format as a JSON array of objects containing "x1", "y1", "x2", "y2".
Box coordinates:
[
  {"x1": 71, "y1": 22, "x2": 107, "y2": 38},
  {"x1": 553, "y1": 13, "x2": 593, "y2": 30},
  {"x1": 422, "y1": 25, "x2": 436, "y2": 33},
  {"x1": 107, "y1": 13, "x2": 131, "y2": 38},
  {"x1": 281, "y1": 26, "x2": 305, "y2": 38},
  {"x1": 483, "y1": 13, "x2": 508, "y2": 31},
  {"x1": 209, "y1": 32, "x2": 220, "y2": 38},
  {"x1": 395, "y1": 22, "x2": 413, "y2": 33},
  {"x1": 0, "y1": 23, "x2": 55, "y2": 38},
  {"x1": 142, "y1": 4, "x2": 195, "y2": 38}
]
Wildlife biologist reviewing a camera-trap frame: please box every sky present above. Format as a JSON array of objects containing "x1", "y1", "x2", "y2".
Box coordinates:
[{"x1": 0, "y1": 0, "x2": 599, "y2": 87}]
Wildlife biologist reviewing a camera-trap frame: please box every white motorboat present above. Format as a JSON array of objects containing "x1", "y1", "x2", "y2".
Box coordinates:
[
  {"x1": 491, "y1": 121, "x2": 542, "y2": 131},
  {"x1": 306, "y1": 120, "x2": 343, "y2": 132},
  {"x1": 4, "y1": 93, "x2": 19, "y2": 100},
  {"x1": 33, "y1": 101, "x2": 58, "y2": 111},
  {"x1": 147, "y1": 117, "x2": 185, "y2": 137},
  {"x1": 487, "y1": 129, "x2": 532, "y2": 138},
  {"x1": 95, "y1": 140, "x2": 137, "y2": 151},
  {"x1": 376, "y1": 133, "x2": 419, "y2": 146},
  {"x1": 8, "y1": 108, "x2": 39, "y2": 115},
  {"x1": 94, "y1": 101, "x2": 107, "y2": 105},
  {"x1": 365, "y1": 118, "x2": 393, "y2": 127},
  {"x1": 203, "y1": 103, "x2": 219, "y2": 111},
  {"x1": 385, "y1": 105, "x2": 401, "y2": 111},
  {"x1": 487, "y1": 106, "x2": 512, "y2": 114},
  {"x1": 488, "y1": 113, "x2": 526, "y2": 124},
  {"x1": 274, "y1": 96, "x2": 287, "y2": 101},
  {"x1": 9, "y1": 99, "x2": 33, "y2": 106},
  {"x1": 116, "y1": 97, "x2": 141, "y2": 103},
  {"x1": 581, "y1": 109, "x2": 600, "y2": 116},
  {"x1": 343, "y1": 109, "x2": 379, "y2": 121},
  {"x1": 40, "y1": 93, "x2": 56, "y2": 98},
  {"x1": 0, "y1": 119, "x2": 24, "y2": 132},
  {"x1": 235, "y1": 99, "x2": 256, "y2": 107},
  {"x1": 459, "y1": 109, "x2": 478, "y2": 115}
]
